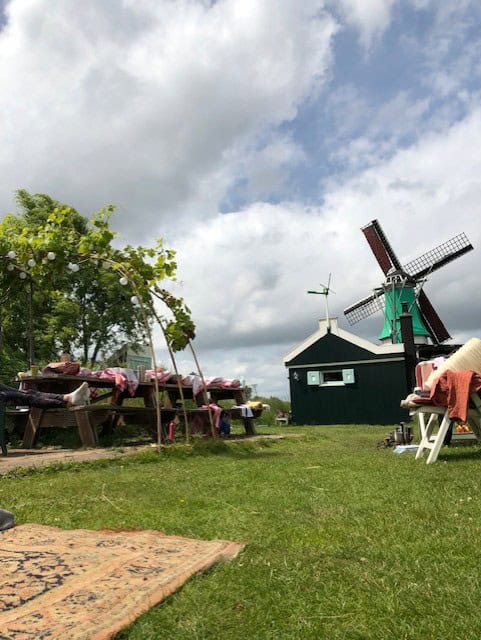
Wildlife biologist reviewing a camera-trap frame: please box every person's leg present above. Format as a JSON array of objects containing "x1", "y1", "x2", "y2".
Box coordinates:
[
  {"x1": 0, "y1": 383, "x2": 66, "y2": 408},
  {"x1": 0, "y1": 382, "x2": 89, "y2": 408}
]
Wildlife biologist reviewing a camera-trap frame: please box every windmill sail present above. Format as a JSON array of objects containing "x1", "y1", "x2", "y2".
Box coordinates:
[
  {"x1": 403, "y1": 233, "x2": 473, "y2": 279},
  {"x1": 417, "y1": 289, "x2": 451, "y2": 344},
  {"x1": 344, "y1": 291, "x2": 384, "y2": 325},
  {"x1": 361, "y1": 220, "x2": 402, "y2": 274}
]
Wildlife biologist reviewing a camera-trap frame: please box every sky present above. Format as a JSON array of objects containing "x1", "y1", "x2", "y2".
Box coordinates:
[{"x1": 1, "y1": 0, "x2": 481, "y2": 399}]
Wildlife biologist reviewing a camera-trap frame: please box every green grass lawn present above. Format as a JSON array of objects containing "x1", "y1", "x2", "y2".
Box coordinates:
[{"x1": 3, "y1": 425, "x2": 481, "y2": 639}]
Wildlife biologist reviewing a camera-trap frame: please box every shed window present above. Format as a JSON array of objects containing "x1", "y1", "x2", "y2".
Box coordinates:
[
  {"x1": 319, "y1": 369, "x2": 355, "y2": 386},
  {"x1": 321, "y1": 371, "x2": 344, "y2": 384}
]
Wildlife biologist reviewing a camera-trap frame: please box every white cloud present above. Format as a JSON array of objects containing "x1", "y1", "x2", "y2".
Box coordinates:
[
  {"x1": 244, "y1": 136, "x2": 306, "y2": 200},
  {"x1": 0, "y1": 0, "x2": 336, "y2": 240},
  {"x1": 403, "y1": 2, "x2": 481, "y2": 99},
  {"x1": 168, "y1": 107, "x2": 481, "y2": 396},
  {"x1": 332, "y1": 0, "x2": 397, "y2": 49},
  {"x1": 330, "y1": 93, "x2": 431, "y2": 174}
]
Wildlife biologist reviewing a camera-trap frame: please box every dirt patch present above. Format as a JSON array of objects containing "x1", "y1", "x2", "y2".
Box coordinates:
[
  {"x1": 0, "y1": 445, "x2": 154, "y2": 475},
  {"x1": 0, "y1": 433, "x2": 302, "y2": 475}
]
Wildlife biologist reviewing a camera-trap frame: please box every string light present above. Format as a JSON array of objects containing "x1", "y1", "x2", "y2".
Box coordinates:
[{"x1": 3, "y1": 250, "x2": 147, "y2": 309}]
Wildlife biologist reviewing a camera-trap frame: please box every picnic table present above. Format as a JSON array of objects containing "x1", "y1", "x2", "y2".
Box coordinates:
[
  {"x1": 19, "y1": 374, "x2": 162, "y2": 448},
  {"x1": 17, "y1": 374, "x2": 259, "y2": 446}
]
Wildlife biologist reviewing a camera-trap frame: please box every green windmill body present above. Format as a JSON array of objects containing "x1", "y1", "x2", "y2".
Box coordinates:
[{"x1": 378, "y1": 271, "x2": 430, "y2": 344}]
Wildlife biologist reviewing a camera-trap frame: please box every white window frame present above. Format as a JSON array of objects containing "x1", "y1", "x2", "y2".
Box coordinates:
[
  {"x1": 319, "y1": 370, "x2": 345, "y2": 386},
  {"x1": 319, "y1": 368, "x2": 355, "y2": 387}
]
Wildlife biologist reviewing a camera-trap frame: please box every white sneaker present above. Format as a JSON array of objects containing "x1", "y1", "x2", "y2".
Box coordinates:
[{"x1": 69, "y1": 382, "x2": 90, "y2": 406}]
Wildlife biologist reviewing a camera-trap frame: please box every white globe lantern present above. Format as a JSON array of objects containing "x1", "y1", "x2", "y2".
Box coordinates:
[
  {"x1": 130, "y1": 295, "x2": 140, "y2": 305},
  {"x1": 119, "y1": 276, "x2": 129, "y2": 286},
  {"x1": 27, "y1": 258, "x2": 36, "y2": 267},
  {"x1": 47, "y1": 251, "x2": 56, "y2": 261},
  {"x1": 7, "y1": 263, "x2": 14, "y2": 271},
  {"x1": 7, "y1": 250, "x2": 16, "y2": 259},
  {"x1": 68, "y1": 262, "x2": 80, "y2": 272},
  {"x1": 19, "y1": 271, "x2": 27, "y2": 279}
]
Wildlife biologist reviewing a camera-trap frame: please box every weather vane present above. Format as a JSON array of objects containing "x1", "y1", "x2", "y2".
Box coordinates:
[{"x1": 307, "y1": 273, "x2": 335, "y2": 329}]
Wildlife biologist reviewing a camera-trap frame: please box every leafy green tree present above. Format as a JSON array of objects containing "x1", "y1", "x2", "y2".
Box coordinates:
[{"x1": 0, "y1": 190, "x2": 194, "y2": 380}]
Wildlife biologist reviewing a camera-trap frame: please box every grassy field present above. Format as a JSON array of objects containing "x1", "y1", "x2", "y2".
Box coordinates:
[{"x1": 3, "y1": 425, "x2": 481, "y2": 639}]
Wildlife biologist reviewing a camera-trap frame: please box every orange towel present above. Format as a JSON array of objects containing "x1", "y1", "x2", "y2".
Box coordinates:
[{"x1": 430, "y1": 370, "x2": 481, "y2": 423}]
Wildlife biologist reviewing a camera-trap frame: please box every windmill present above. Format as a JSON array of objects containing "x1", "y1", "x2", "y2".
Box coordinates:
[
  {"x1": 343, "y1": 219, "x2": 473, "y2": 345},
  {"x1": 308, "y1": 273, "x2": 336, "y2": 329}
]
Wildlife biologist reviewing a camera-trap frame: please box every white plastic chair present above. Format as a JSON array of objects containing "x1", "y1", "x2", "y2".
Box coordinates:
[{"x1": 413, "y1": 393, "x2": 481, "y2": 464}]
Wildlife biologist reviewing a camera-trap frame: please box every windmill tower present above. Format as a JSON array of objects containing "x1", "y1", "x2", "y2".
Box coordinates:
[
  {"x1": 344, "y1": 219, "x2": 473, "y2": 345},
  {"x1": 308, "y1": 274, "x2": 335, "y2": 330}
]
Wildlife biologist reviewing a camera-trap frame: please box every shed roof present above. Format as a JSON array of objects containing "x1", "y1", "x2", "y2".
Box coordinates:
[{"x1": 283, "y1": 317, "x2": 404, "y2": 364}]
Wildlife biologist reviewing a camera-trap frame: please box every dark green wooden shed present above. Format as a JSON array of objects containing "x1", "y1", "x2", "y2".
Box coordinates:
[{"x1": 284, "y1": 318, "x2": 410, "y2": 425}]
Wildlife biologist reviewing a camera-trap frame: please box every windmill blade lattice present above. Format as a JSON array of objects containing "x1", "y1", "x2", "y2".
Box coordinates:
[
  {"x1": 344, "y1": 291, "x2": 385, "y2": 325},
  {"x1": 403, "y1": 233, "x2": 473, "y2": 279}
]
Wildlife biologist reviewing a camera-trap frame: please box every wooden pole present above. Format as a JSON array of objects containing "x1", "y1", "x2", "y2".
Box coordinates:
[
  {"x1": 131, "y1": 286, "x2": 163, "y2": 451},
  {"x1": 28, "y1": 278, "x2": 35, "y2": 368},
  {"x1": 188, "y1": 340, "x2": 216, "y2": 438},
  {"x1": 151, "y1": 307, "x2": 190, "y2": 444}
]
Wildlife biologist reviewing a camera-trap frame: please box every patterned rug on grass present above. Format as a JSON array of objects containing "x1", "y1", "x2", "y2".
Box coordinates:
[{"x1": 0, "y1": 523, "x2": 244, "y2": 640}]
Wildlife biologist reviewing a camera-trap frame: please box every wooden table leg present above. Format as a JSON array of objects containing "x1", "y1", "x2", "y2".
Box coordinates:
[
  {"x1": 22, "y1": 408, "x2": 44, "y2": 448},
  {"x1": 74, "y1": 410, "x2": 99, "y2": 447}
]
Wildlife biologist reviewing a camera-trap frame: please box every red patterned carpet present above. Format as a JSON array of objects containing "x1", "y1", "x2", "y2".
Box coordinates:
[{"x1": 0, "y1": 523, "x2": 244, "y2": 639}]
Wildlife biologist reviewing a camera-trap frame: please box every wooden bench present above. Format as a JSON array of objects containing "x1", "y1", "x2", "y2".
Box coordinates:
[
  {"x1": 12, "y1": 399, "x2": 261, "y2": 452},
  {"x1": 175, "y1": 408, "x2": 258, "y2": 437},
  {"x1": 176, "y1": 408, "x2": 218, "y2": 436},
  {"x1": 70, "y1": 405, "x2": 178, "y2": 445}
]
